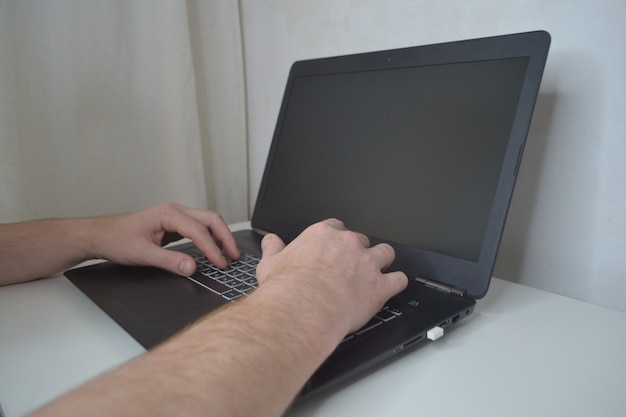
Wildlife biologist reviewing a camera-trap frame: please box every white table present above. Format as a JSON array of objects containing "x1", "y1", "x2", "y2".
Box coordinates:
[{"x1": 2, "y1": 249, "x2": 626, "y2": 416}]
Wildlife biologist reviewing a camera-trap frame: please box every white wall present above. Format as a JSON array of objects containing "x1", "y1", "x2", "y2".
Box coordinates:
[{"x1": 240, "y1": 0, "x2": 626, "y2": 311}]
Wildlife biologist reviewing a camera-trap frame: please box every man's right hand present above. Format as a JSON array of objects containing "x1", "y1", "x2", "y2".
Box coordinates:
[{"x1": 256, "y1": 218, "x2": 409, "y2": 343}]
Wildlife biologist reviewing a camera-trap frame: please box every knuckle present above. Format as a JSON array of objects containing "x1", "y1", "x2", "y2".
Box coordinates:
[
  {"x1": 161, "y1": 251, "x2": 177, "y2": 268},
  {"x1": 309, "y1": 221, "x2": 330, "y2": 234},
  {"x1": 161, "y1": 203, "x2": 176, "y2": 211},
  {"x1": 154, "y1": 203, "x2": 177, "y2": 216},
  {"x1": 379, "y1": 243, "x2": 395, "y2": 257},
  {"x1": 343, "y1": 231, "x2": 362, "y2": 245},
  {"x1": 210, "y1": 211, "x2": 224, "y2": 223}
]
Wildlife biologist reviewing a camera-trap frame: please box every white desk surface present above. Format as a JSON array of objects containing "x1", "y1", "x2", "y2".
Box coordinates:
[{"x1": 2, "y1": 233, "x2": 626, "y2": 416}]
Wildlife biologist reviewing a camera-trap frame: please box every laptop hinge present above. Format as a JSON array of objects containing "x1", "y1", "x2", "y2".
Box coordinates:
[{"x1": 414, "y1": 277, "x2": 466, "y2": 297}]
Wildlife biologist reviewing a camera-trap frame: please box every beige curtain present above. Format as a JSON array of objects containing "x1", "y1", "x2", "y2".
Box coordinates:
[{"x1": 0, "y1": 0, "x2": 248, "y2": 224}]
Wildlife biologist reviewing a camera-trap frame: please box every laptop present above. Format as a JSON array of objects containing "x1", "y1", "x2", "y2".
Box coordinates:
[{"x1": 65, "y1": 30, "x2": 550, "y2": 400}]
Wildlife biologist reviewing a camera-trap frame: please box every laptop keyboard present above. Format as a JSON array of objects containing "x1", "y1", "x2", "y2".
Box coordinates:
[
  {"x1": 186, "y1": 249, "x2": 259, "y2": 301},
  {"x1": 184, "y1": 247, "x2": 402, "y2": 342}
]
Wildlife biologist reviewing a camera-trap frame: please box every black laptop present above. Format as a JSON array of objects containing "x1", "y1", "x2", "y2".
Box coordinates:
[{"x1": 66, "y1": 30, "x2": 550, "y2": 400}]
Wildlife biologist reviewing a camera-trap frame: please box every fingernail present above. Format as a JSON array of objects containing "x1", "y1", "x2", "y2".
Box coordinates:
[{"x1": 178, "y1": 260, "x2": 193, "y2": 276}]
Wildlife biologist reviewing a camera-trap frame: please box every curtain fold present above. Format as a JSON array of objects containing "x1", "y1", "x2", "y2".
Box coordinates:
[
  {"x1": 186, "y1": 0, "x2": 249, "y2": 222},
  {"x1": 0, "y1": 0, "x2": 248, "y2": 224}
]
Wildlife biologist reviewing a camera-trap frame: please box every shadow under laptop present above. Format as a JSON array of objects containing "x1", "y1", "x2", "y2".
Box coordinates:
[
  {"x1": 287, "y1": 346, "x2": 420, "y2": 416},
  {"x1": 288, "y1": 314, "x2": 478, "y2": 416}
]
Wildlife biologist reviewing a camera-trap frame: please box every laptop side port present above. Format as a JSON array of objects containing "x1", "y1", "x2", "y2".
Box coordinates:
[{"x1": 402, "y1": 334, "x2": 424, "y2": 349}]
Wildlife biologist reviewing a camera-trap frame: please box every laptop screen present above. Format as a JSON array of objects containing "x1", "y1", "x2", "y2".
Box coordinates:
[
  {"x1": 261, "y1": 57, "x2": 528, "y2": 262},
  {"x1": 252, "y1": 31, "x2": 550, "y2": 298}
]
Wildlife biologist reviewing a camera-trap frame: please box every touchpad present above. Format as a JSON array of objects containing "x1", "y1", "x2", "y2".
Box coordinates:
[{"x1": 113, "y1": 274, "x2": 222, "y2": 324}]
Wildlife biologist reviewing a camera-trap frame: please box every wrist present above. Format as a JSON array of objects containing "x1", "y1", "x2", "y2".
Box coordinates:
[
  {"x1": 65, "y1": 217, "x2": 102, "y2": 263},
  {"x1": 252, "y1": 279, "x2": 348, "y2": 358}
]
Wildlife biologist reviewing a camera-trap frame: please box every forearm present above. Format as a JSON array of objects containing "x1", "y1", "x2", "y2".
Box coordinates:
[
  {"x1": 29, "y1": 282, "x2": 343, "y2": 417},
  {"x1": 21, "y1": 219, "x2": 407, "y2": 417},
  {"x1": 0, "y1": 218, "x2": 96, "y2": 285},
  {"x1": 0, "y1": 204, "x2": 242, "y2": 286}
]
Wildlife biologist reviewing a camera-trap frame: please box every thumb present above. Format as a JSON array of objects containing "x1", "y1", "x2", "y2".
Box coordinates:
[
  {"x1": 140, "y1": 245, "x2": 197, "y2": 276},
  {"x1": 261, "y1": 233, "x2": 286, "y2": 258}
]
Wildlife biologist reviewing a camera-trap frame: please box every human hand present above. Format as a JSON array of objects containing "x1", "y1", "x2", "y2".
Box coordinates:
[
  {"x1": 256, "y1": 219, "x2": 408, "y2": 341},
  {"x1": 88, "y1": 204, "x2": 240, "y2": 275}
]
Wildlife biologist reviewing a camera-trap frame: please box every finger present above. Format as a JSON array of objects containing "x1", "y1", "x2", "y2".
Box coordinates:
[
  {"x1": 354, "y1": 231, "x2": 370, "y2": 248},
  {"x1": 194, "y1": 238, "x2": 230, "y2": 269},
  {"x1": 207, "y1": 222, "x2": 240, "y2": 262},
  {"x1": 368, "y1": 243, "x2": 396, "y2": 270},
  {"x1": 380, "y1": 271, "x2": 409, "y2": 299},
  {"x1": 261, "y1": 233, "x2": 286, "y2": 257},
  {"x1": 140, "y1": 245, "x2": 197, "y2": 277},
  {"x1": 158, "y1": 208, "x2": 230, "y2": 269},
  {"x1": 177, "y1": 206, "x2": 241, "y2": 261},
  {"x1": 319, "y1": 219, "x2": 370, "y2": 247}
]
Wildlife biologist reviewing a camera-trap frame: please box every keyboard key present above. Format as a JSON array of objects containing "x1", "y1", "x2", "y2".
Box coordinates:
[
  {"x1": 375, "y1": 308, "x2": 399, "y2": 321},
  {"x1": 340, "y1": 307, "x2": 403, "y2": 344},
  {"x1": 355, "y1": 317, "x2": 383, "y2": 335},
  {"x1": 184, "y1": 249, "x2": 260, "y2": 302},
  {"x1": 191, "y1": 276, "x2": 231, "y2": 294},
  {"x1": 222, "y1": 289, "x2": 243, "y2": 301}
]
